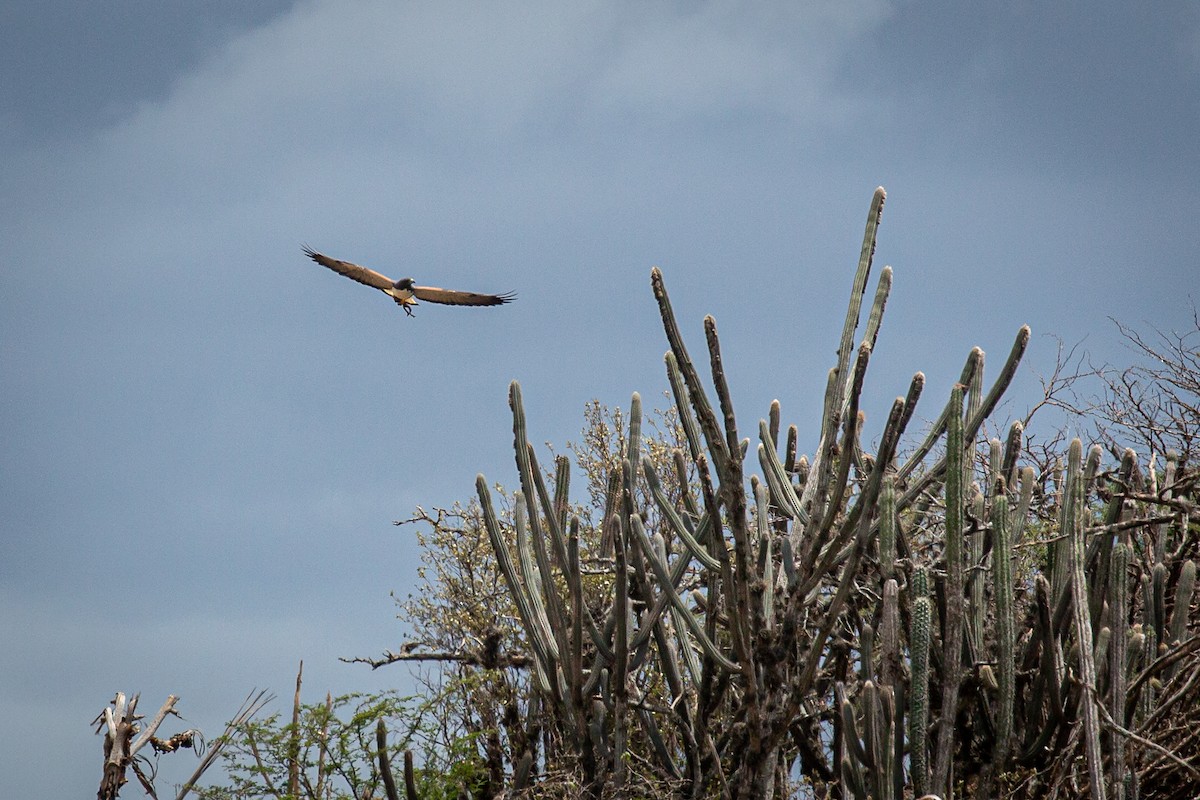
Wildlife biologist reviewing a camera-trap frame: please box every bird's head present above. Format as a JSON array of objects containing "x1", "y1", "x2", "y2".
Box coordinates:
[{"x1": 394, "y1": 278, "x2": 415, "y2": 290}]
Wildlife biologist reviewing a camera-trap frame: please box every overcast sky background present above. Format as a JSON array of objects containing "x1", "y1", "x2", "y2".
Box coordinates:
[{"x1": 2, "y1": 2, "x2": 1198, "y2": 796}]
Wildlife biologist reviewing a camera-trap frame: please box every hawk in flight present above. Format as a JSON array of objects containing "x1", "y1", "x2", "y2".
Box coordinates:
[{"x1": 303, "y1": 246, "x2": 515, "y2": 316}]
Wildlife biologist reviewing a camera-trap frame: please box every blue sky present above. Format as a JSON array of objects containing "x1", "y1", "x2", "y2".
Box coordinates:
[{"x1": 2, "y1": 2, "x2": 1198, "y2": 795}]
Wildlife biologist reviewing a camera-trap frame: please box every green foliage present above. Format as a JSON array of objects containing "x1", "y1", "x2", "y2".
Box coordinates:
[{"x1": 194, "y1": 690, "x2": 482, "y2": 800}]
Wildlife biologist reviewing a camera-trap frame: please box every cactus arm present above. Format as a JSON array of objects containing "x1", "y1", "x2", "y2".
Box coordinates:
[
  {"x1": 800, "y1": 396, "x2": 907, "y2": 598},
  {"x1": 476, "y1": 476, "x2": 555, "y2": 695},
  {"x1": 665, "y1": 352, "x2": 705, "y2": 467},
  {"x1": 861, "y1": 265, "x2": 894, "y2": 356},
  {"x1": 696, "y1": 453, "x2": 750, "y2": 667},
  {"x1": 803, "y1": 368, "x2": 842, "y2": 532},
  {"x1": 785, "y1": 425, "x2": 799, "y2": 474},
  {"x1": 965, "y1": 325, "x2": 1031, "y2": 445},
  {"x1": 514, "y1": 493, "x2": 563, "y2": 665},
  {"x1": 768, "y1": 399, "x2": 781, "y2": 455},
  {"x1": 525, "y1": 444, "x2": 570, "y2": 572},
  {"x1": 837, "y1": 682, "x2": 870, "y2": 768},
  {"x1": 629, "y1": 514, "x2": 740, "y2": 672},
  {"x1": 896, "y1": 326, "x2": 1031, "y2": 512},
  {"x1": 1152, "y1": 562, "x2": 1168, "y2": 648},
  {"x1": 704, "y1": 315, "x2": 745, "y2": 477},
  {"x1": 879, "y1": 475, "x2": 897, "y2": 583},
  {"x1": 565, "y1": 515, "x2": 592, "y2": 771},
  {"x1": 625, "y1": 391, "x2": 643, "y2": 477},
  {"x1": 509, "y1": 383, "x2": 573, "y2": 676},
  {"x1": 672, "y1": 448, "x2": 702, "y2": 521},
  {"x1": 896, "y1": 347, "x2": 982, "y2": 484},
  {"x1": 627, "y1": 512, "x2": 715, "y2": 656},
  {"x1": 880, "y1": 577, "x2": 905, "y2": 800},
  {"x1": 642, "y1": 455, "x2": 721, "y2": 571},
  {"x1": 553, "y1": 455, "x2": 571, "y2": 537},
  {"x1": 651, "y1": 269, "x2": 729, "y2": 466},
  {"x1": 987, "y1": 437, "x2": 1003, "y2": 498},
  {"x1": 757, "y1": 418, "x2": 809, "y2": 523},
  {"x1": 756, "y1": 480, "x2": 775, "y2": 628},
  {"x1": 802, "y1": 187, "x2": 886, "y2": 517}
]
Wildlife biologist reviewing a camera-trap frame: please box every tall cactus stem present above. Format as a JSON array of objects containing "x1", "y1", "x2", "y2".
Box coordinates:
[
  {"x1": 932, "y1": 384, "x2": 966, "y2": 796},
  {"x1": 1169, "y1": 560, "x2": 1196, "y2": 647},
  {"x1": 860, "y1": 623, "x2": 875, "y2": 683},
  {"x1": 1011, "y1": 465, "x2": 1035, "y2": 544},
  {"x1": 988, "y1": 437, "x2": 1003, "y2": 498},
  {"x1": 801, "y1": 186, "x2": 885, "y2": 519},
  {"x1": 1140, "y1": 573, "x2": 1159, "y2": 720},
  {"x1": 910, "y1": 593, "x2": 932, "y2": 797},
  {"x1": 612, "y1": 508, "x2": 629, "y2": 793},
  {"x1": 991, "y1": 485, "x2": 1015, "y2": 776},
  {"x1": 1067, "y1": 439, "x2": 1107, "y2": 800},
  {"x1": 968, "y1": 485, "x2": 986, "y2": 659},
  {"x1": 1109, "y1": 541, "x2": 1129, "y2": 795},
  {"x1": 1152, "y1": 563, "x2": 1168, "y2": 648},
  {"x1": 756, "y1": 481, "x2": 775, "y2": 628},
  {"x1": 879, "y1": 474, "x2": 897, "y2": 584},
  {"x1": 880, "y1": 579, "x2": 901, "y2": 685},
  {"x1": 1001, "y1": 420, "x2": 1024, "y2": 489}
]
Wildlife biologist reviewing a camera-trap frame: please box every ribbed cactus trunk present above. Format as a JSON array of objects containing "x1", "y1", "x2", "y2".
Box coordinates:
[
  {"x1": 991, "y1": 483, "x2": 1016, "y2": 781},
  {"x1": 909, "y1": 569, "x2": 932, "y2": 797},
  {"x1": 1071, "y1": 440, "x2": 1109, "y2": 800},
  {"x1": 932, "y1": 384, "x2": 966, "y2": 797}
]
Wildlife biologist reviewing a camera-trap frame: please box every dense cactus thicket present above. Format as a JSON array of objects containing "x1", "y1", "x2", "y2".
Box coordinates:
[{"x1": 446, "y1": 189, "x2": 1200, "y2": 799}]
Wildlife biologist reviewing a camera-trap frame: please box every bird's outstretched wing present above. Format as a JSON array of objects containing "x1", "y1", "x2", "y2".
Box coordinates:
[
  {"x1": 411, "y1": 285, "x2": 516, "y2": 307},
  {"x1": 303, "y1": 246, "x2": 395, "y2": 291}
]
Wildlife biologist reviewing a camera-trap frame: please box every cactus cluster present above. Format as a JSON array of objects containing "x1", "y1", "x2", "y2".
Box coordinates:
[{"x1": 439, "y1": 189, "x2": 1200, "y2": 799}]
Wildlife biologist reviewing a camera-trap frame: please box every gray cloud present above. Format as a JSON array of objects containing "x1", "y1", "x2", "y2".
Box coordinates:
[{"x1": 3, "y1": 2, "x2": 1198, "y2": 797}]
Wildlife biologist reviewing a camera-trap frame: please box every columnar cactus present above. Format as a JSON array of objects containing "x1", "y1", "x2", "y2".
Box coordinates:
[{"x1": 449, "y1": 188, "x2": 1200, "y2": 799}]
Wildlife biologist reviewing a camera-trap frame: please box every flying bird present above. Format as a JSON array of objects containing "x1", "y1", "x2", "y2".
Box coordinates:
[{"x1": 303, "y1": 246, "x2": 515, "y2": 316}]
